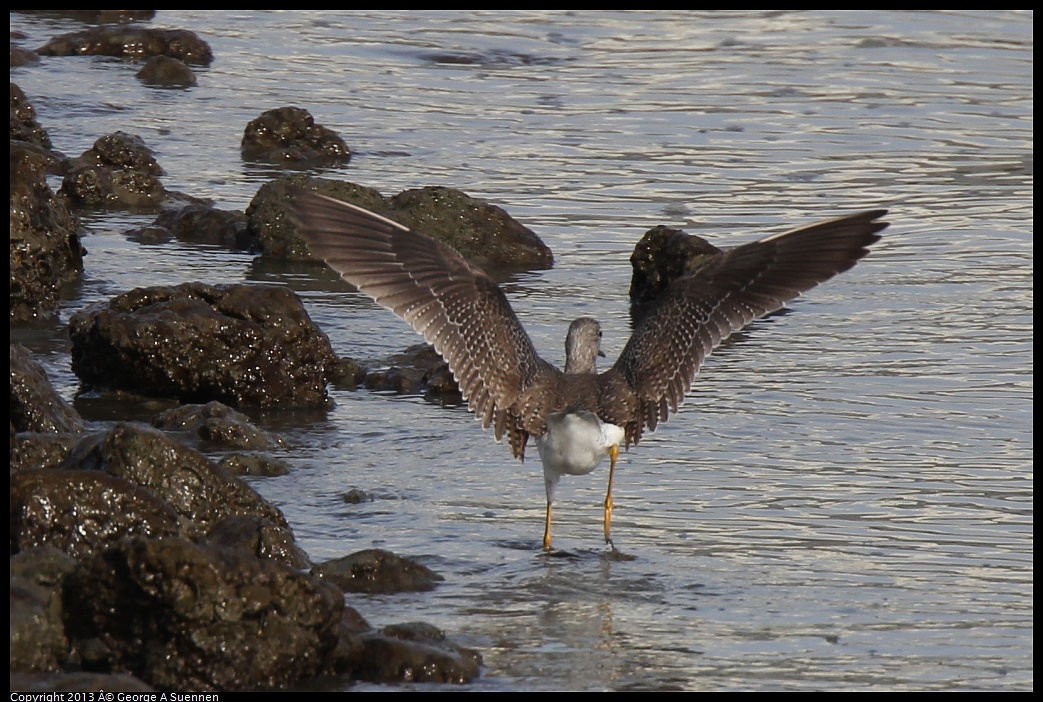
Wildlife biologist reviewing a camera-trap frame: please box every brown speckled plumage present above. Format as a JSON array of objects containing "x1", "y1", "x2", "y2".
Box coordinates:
[{"x1": 291, "y1": 187, "x2": 886, "y2": 549}]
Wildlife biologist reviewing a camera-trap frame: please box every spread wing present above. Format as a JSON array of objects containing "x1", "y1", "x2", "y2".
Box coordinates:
[
  {"x1": 289, "y1": 188, "x2": 554, "y2": 456},
  {"x1": 605, "y1": 209, "x2": 888, "y2": 446}
]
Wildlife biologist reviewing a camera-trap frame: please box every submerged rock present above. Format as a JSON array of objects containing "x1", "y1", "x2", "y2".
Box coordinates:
[
  {"x1": 313, "y1": 548, "x2": 444, "y2": 594},
  {"x1": 354, "y1": 622, "x2": 482, "y2": 684},
  {"x1": 136, "y1": 55, "x2": 197, "y2": 88},
  {"x1": 152, "y1": 400, "x2": 286, "y2": 450}
]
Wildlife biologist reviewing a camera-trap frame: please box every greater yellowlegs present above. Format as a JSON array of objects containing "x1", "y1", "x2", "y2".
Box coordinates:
[{"x1": 290, "y1": 189, "x2": 887, "y2": 551}]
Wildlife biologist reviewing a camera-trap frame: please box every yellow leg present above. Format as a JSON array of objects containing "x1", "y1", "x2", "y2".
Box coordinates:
[
  {"x1": 604, "y1": 444, "x2": 619, "y2": 548},
  {"x1": 543, "y1": 501, "x2": 553, "y2": 551}
]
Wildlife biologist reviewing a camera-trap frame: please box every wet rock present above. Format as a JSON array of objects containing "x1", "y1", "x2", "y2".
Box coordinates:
[
  {"x1": 10, "y1": 469, "x2": 181, "y2": 559},
  {"x1": 10, "y1": 344, "x2": 86, "y2": 433},
  {"x1": 11, "y1": 579, "x2": 68, "y2": 672},
  {"x1": 37, "y1": 26, "x2": 214, "y2": 66},
  {"x1": 68, "y1": 282, "x2": 337, "y2": 408},
  {"x1": 9, "y1": 672, "x2": 154, "y2": 693},
  {"x1": 341, "y1": 488, "x2": 373, "y2": 504},
  {"x1": 313, "y1": 548, "x2": 444, "y2": 594},
  {"x1": 328, "y1": 356, "x2": 367, "y2": 390},
  {"x1": 139, "y1": 203, "x2": 252, "y2": 250},
  {"x1": 136, "y1": 54, "x2": 197, "y2": 88},
  {"x1": 10, "y1": 142, "x2": 84, "y2": 323},
  {"x1": 152, "y1": 400, "x2": 286, "y2": 450},
  {"x1": 11, "y1": 45, "x2": 40, "y2": 67},
  {"x1": 354, "y1": 622, "x2": 482, "y2": 684},
  {"x1": 628, "y1": 224, "x2": 723, "y2": 327},
  {"x1": 78, "y1": 130, "x2": 164, "y2": 175},
  {"x1": 241, "y1": 106, "x2": 351, "y2": 166},
  {"x1": 362, "y1": 365, "x2": 428, "y2": 395},
  {"x1": 365, "y1": 342, "x2": 460, "y2": 400},
  {"x1": 60, "y1": 131, "x2": 171, "y2": 210},
  {"x1": 322, "y1": 610, "x2": 370, "y2": 677},
  {"x1": 63, "y1": 536, "x2": 343, "y2": 691},
  {"x1": 10, "y1": 433, "x2": 83, "y2": 472},
  {"x1": 388, "y1": 185, "x2": 553, "y2": 272},
  {"x1": 11, "y1": 82, "x2": 51, "y2": 149},
  {"x1": 9, "y1": 547, "x2": 78, "y2": 673},
  {"x1": 61, "y1": 423, "x2": 290, "y2": 538},
  {"x1": 206, "y1": 514, "x2": 311, "y2": 569},
  {"x1": 218, "y1": 452, "x2": 292, "y2": 477},
  {"x1": 248, "y1": 175, "x2": 553, "y2": 272}
]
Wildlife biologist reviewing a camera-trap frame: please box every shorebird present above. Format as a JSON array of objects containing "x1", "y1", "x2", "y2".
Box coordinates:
[{"x1": 290, "y1": 188, "x2": 887, "y2": 551}]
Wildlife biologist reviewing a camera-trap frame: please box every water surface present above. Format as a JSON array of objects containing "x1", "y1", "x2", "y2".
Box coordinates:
[{"x1": 10, "y1": 10, "x2": 1032, "y2": 691}]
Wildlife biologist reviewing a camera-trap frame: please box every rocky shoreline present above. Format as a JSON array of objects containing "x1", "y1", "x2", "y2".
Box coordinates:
[{"x1": 11, "y1": 13, "x2": 704, "y2": 692}]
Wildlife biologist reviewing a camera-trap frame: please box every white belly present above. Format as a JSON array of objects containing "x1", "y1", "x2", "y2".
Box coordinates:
[{"x1": 536, "y1": 410, "x2": 625, "y2": 477}]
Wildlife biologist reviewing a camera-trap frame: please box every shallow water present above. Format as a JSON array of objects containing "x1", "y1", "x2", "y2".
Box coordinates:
[{"x1": 10, "y1": 10, "x2": 1032, "y2": 691}]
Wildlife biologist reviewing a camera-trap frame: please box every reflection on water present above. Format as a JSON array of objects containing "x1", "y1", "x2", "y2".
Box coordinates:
[{"x1": 10, "y1": 10, "x2": 1031, "y2": 691}]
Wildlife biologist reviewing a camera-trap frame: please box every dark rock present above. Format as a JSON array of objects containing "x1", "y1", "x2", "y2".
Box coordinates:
[
  {"x1": 60, "y1": 162, "x2": 167, "y2": 210},
  {"x1": 10, "y1": 432, "x2": 83, "y2": 472},
  {"x1": 10, "y1": 469, "x2": 181, "y2": 559},
  {"x1": 68, "y1": 282, "x2": 337, "y2": 408},
  {"x1": 341, "y1": 488, "x2": 372, "y2": 504},
  {"x1": 10, "y1": 545, "x2": 80, "y2": 588},
  {"x1": 9, "y1": 672, "x2": 154, "y2": 693},
  {"x1": 10, "y1": 142, "x2": 84, "y2": 323},
  {"x1": 37, "y1": 26, "x2": 214, "y2": 66},
  {"x1": 63, "y1": 537, "x2": 343, "y2": 691},
  {"x1": 218, "y1": 452, "x2": 292, "y2": 477},
  {"x1": 313, "y1": 548, "x2": 444, "y2": 594},
  {"x1": 363, "y1": 365, "x2": 427, "y2": 394},
  {"x1": 10, "y1": 344, "x2": 86, "y2": 433},
  {"x1": 123, "y1": 225, "x2": 173, "y2": 245},
  {"x1": 250, "y1": 177, "x2": 390, "y2": 259},
  {"x1": 78, "y1": 131, "x2": 164, "y2": 176},
  {"x1": 145, "y1": 203, "x2": 252, "y2": 250},
  {"x1": 628, "y1": 224, "x2": 724, "y2": 327},
  {"x1": 248, "y1": 175, "x2": 553, "y2": 272},
  {"x1": 354, "y1": 621, "x2": 482, "y2": 684},
  {"x1": 10, "y1": 138, "x2": 67, "y2": 176},
  {"x1": 241, "y1": 106, "x2": 351, "y2": 166},
  {"x1": 328, "y1": 356, "x2": 366, "y2": 390},
  {"x1": 322, "y1": 610, "x2": 370, "y2": 677},
  {"x1": 11, "y1": 45, "x2": 40, "y2": 67},
  {"x1": 60, "y1": 131, "x2": 170, "y2": 210},
  {"x1": 152, "y1": 400, "x2": 286, "y2": 450},
  {"x1": 9, "y1": 547, "x2": 78, "y2": 673},
  {"x1": 136, "y1": 55, "x2": 197, "y2": 88},
  {"x1": 388, "y1": 185, "x2": 553, "y2": 272},
  {"x1": 11, "y1": 82, "x2": 51, "y2": 149},
  {"x1": 61, "y1": 423, "x2": 290, "y2": 537},
  {"x1": 205, "y1": 514, "x2": 311, "y2": 569},
  {"x1": 11, "y1": 578, "x2": 66, "y2": 672},
  {"x1": 365, "y1": 342, "x2": 460, "y2": 399}
]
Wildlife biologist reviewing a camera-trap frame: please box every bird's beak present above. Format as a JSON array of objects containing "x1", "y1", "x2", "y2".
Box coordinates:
[{"x1": 598, "y1": 349, "x2": 606, "y2": 358}]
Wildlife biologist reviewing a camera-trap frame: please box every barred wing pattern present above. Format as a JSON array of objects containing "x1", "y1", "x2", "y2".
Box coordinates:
[
  {"x1": 290, "y1": 189, "x2": 554, "y2": 457},
  {"x1": 607, "y1": 209, "x2": 888, "y2": 447}
]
